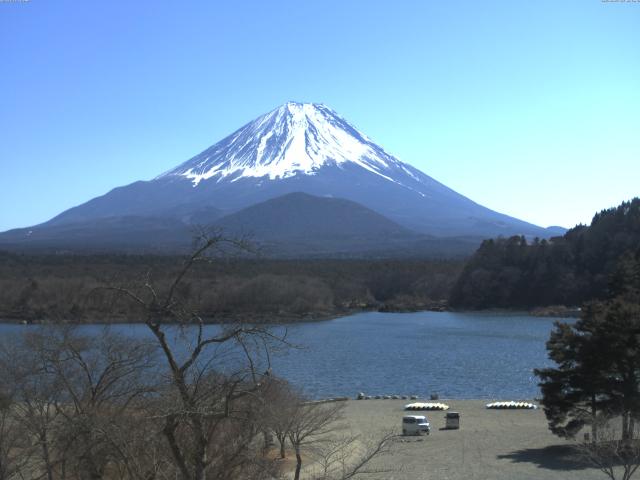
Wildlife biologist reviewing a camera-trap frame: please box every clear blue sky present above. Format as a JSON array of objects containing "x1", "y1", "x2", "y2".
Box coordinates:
[{"x1": 1, "y1": 0, "x2": 638, "y2": 231}]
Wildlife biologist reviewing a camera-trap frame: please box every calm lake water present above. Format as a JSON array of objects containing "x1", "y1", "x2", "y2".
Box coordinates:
[{"x1": 0, "y1": 311, "x2": 564, "y2": 400}]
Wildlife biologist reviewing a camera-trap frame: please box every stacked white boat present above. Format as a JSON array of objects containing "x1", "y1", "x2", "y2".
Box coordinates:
[
  {"x1": 404, "y1": 402, "x2": 450, "y2": 411},
  {"x1": 486, "y1": 401, "x2": 537, "y2": 410}
]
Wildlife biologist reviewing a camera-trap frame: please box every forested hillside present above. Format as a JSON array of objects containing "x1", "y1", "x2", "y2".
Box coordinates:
[
  {"x1": 0, "y1": 253, "x2": 461, "y2": 322},
  {"x1": 450, "y1": 198, "x2": 640, "y2": 309}
]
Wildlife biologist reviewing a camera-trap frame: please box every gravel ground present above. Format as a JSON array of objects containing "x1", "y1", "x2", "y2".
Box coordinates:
[{"x1": 340, "y1": 399, "x2": 606, "y2": 480}]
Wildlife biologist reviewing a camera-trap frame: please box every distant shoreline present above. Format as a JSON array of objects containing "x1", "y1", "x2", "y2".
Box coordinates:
[{"x1": 0, "y1": 303, "x2": 580, "y2": 325}]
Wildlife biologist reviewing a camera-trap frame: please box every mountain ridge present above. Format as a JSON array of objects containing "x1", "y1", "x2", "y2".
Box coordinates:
[
  {"x1": 0, "y1": 192, "x2": 480, "y2": 257},
  {"x1": 0, "y1": 101, "x2": 564, "y2": 254}
]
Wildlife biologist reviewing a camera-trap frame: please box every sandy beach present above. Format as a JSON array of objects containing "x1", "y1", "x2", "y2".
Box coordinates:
[{"x1": 338, "y1": 399, "x2": 605, "y2": 480}]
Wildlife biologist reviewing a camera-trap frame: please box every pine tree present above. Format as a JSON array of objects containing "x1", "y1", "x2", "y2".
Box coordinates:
[{"x1": 536, "y1": 297, "x2": 640, "y2": 441}]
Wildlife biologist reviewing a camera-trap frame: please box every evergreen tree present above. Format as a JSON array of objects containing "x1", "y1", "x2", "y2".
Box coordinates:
[
  {"x1": 536, "y1": 297, "x2": 640, "y2": 441},
  {"x1": 451, "y1": 197, "x2": 640, "y2": 309}
]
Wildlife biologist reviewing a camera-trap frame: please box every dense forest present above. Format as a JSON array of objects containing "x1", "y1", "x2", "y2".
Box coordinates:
[
  {"x1": 450, "y1": 198, "x2": 640, "y2": 309},
  {"x1": 0, "y1": 252, "x2": 462, "y2": 323},
  {"x1": 4, "y1": 198, "x2": 639, "y2": 321}
]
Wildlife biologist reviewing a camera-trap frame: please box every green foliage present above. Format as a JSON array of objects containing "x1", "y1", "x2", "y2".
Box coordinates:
[
  {"x1": 450, "y1": 198, "x2": 640, "y2": 309},
  {"x1": 536, "y1": 294, "x2": 640, "y2": 440}
]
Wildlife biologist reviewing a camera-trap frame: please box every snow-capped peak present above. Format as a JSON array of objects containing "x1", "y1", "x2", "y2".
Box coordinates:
[{"x1": 159, "y1": 102, "x2": 409, "y2": 186}]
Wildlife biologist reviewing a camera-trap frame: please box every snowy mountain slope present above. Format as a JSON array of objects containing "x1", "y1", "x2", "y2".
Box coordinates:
[
  {"x1": 6, "y1": 101, "x2": 560, "y2": 247},
  {"x1": 158, "y1": 102, "x2": 425, "y2": 191}
]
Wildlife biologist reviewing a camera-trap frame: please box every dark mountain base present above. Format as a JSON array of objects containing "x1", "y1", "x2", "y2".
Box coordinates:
[{"x1": 0, "y1": 193, "x2": 482, "y2": 258}]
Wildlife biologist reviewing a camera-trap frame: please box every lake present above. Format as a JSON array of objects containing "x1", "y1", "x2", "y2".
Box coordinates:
[{"x1": 0, "y1": 311, "x2": 564, "y2": 400}]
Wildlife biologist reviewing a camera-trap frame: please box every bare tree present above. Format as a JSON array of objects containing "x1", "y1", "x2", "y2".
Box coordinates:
[
  {"x1": 578, "y1": 416, "x2": 640, "y2": 480},
  {"x1": 283, "y1": 398, "x2": 396, "y2": 480},
  {"x1": 106, "y1": 233, "x2": 285, "y2": 480},
  {"x1": 287, "y1": 401, "x2": 346, "y2": 480},
  {"x1": 15, "y1": 327, "x2": 157, "y2": 480},
  {"x1": 0, "y1": 335, "x2": 63, "y2": 480},
  {"x1": 0, "y1": 390, "x2": 32, "y2": 480},
  {"x1": 101, "y1": 405, "x2": 173, "y2": 480},
  {"x1": 308, "y1": 431, "x2": 395, "y2": 480},
  {"x1": 261, "y1": 377, "x2": 299, "y2": 459},
  {"x1": 0, "y1": 327, "x2": 173, "y2": 480},
  {"x1": 0, "y1": 232, "x2": 395, "y2": 480}
]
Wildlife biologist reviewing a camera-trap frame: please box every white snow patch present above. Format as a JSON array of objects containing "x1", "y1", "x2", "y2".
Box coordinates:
[{"x1": 160, "y1": 102, "x2": 426, "y2": 193}]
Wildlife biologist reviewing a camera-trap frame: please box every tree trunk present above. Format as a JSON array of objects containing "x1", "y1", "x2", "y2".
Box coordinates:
[
  {"x1": 275, "y1": 432, "x2": 286, "y2": 458},
  {"x1": 622, "y1": 412, "x2": 630, "y2": 442},
  {"x1": 162, "y1": 419, "x2": 190, "y2": 480},
  {"x1": 294, "y1": 446, "x2": 302, "y2": 480},
  {"x1": 194, "y1": 444, "x2": 207, "y2": 480},
  {"x1": 591, "y1": 394, "x2": 598, "y2": 443},
  {"x1": 40, "y1": 434, "x2": 54, "y2": 480}
]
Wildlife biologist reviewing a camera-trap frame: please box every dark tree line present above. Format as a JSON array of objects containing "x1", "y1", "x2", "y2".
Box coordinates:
[
  {"x1": 450, "y1": 198, "x2": 640, "y2": 309},
  {"x1": 535, "y1": 221, "x2": 640, "y2": 480},
  {"x1": 0, "y1": 254, "x2": 461, "y2": 323}
]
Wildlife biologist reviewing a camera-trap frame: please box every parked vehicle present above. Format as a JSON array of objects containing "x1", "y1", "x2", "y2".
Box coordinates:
[
  {"x1": 402, "y1": 415, "x2": 430, "y2": 435},
  {"x1": 445, "y1": 411, "x2": 460, "y2": 429}
]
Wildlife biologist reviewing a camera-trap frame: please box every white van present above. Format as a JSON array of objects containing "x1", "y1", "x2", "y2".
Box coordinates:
[{"x1": 402, "y1": 415, "x2": 431, "y2": 435}]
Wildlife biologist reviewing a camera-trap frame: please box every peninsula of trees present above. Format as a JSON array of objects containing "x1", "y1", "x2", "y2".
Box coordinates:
[{"x1": 450, "y1": 198, "x2": 640, "y2": 310}]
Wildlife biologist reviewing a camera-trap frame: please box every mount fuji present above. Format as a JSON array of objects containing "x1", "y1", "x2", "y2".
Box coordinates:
[{"x1": 0, "y1": 102, "x2": 562, "y2": 255}]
